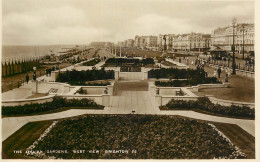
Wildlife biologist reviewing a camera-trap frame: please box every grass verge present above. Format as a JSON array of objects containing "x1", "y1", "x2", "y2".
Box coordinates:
[{"x1": 2, "y1": 121, "x2": 53, "y2": 159}]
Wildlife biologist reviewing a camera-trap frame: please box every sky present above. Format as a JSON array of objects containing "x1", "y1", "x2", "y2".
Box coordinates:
[{"x1": 2, "y1": 0, "x2": 255, "y2": 45}]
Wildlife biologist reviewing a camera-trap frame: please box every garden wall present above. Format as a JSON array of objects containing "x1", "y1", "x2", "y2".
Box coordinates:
[
  {"x1": 207, "y1": 96, "x2": 255, "y2": 108},
  {"x1": 1, "y1": 95, "x2": 56, "y2": 107},
  {"x1": 36, "y1": 82, "x2": 70, "y2": 94},
  {"x1": 156, "y1": 95, "x2": 198, "y2": 106},
  {"x1": 60, "y1": 94, "x2": 110, "y2": 106},
  {"x1": 187, "y1": 83, "x2": 230, "y2": 92}
]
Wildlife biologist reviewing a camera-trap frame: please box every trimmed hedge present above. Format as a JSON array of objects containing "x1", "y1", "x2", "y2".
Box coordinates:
[
  {"x1": 82, "y1": 59, "x2": 101, "y2": 66},
  {"x1": 105, "y1": 58, "x2": 154, "y2": 65},
  {"x1": 148, "y1": 68, "x2": 206, "y2": 79},
  {"x1": 69, "y1": 81, "x2": 111, "y2": 86},
  {"x1": 155, "y1": 77, "x2": 221, "y2": 87},
  {"x1": 56, "y1": 69, "x2": 114, "y2": 83},
  {"x1": 161, "y1": 97, "x2": 254, "y2": 118},
  {"x1": 2, "y1": 97, "x2": 104, "y2": 116}
]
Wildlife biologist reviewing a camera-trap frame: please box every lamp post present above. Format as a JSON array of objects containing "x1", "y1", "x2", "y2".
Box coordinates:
[
  {"x1": 242, "y1": 24, "x2": 245, "y2": 60},
  {"x1": 232, "y1": 17, "x2": 237, "y2": 74}
]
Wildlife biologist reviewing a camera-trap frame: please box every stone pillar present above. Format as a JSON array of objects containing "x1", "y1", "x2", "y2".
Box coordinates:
[
  {"x1": 64, "y1": 85, "x2": 70, "y2": 94},
  {"x1": 143, "y1": 71, "x2": 148, "y2": 80},
  {"x1": 51, "y1": 71, "x2": 59, "y2": 82},
  {"x1": 107, "y1": 84, "x2": 114, "y2": 95},
  {"x1": 102, "y1": 94, "x2": 110, "y2": 107},
  {"x1": 114, "y1": 70, "x2": 119, "y2": 80},
  {"x1": 155, "y1": 95, "x2": 162, "y2": 106}
]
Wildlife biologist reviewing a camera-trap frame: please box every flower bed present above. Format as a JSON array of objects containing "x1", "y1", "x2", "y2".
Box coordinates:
[
  {"x1": 155, "y1": 77, "x2": 221, "y2": 87},
  {"x1": 161, "y1": 97, "x2": 254, "y2": 118},
  {"x1": 2, "y1": 97, "x2": 104, "y2": 116},
  {"x1": 29, "y1": 115, "x2": 245, "y2": 159},
  {"x1": 82, "y1": 59, "x2": 101, "y2": 66},
  {"x1": 56, "y1": 69, "x2": 114, "y2": 83}
]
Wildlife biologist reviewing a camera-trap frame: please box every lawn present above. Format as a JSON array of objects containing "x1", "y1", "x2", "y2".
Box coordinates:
[
  {"x1": 176, "y1": 56, "x2": 255, "y2": 102},
  {"x1": 6, "y1": 114, "x2": 248, "y2": 159},
  {"x1": 2, "y1": 121, "x2": 53, "y2": 159},
  {"x1": 211, "y1": 122, "x2": 255, "y2": 159}
]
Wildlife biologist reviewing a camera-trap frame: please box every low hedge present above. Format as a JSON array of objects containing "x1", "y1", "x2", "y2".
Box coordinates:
[
  {"x1": 105, "y1": 58, "x2": 154, "y2": 65},
  {"x1": 161, "y1": 97, "x2": 254, "y2": 118},
  {"x1": 148, "y1": 68, "x2": 206, "y2": 79},
  {"x1": 82, "y1": 59, "x2": 101, "y2": 66},
  {"x1": 56, "y1": 69, "x2": 114, "y2": 83},
  {"x1": 155, "y1": 77, "x2": 221, "y2": 87},
  {"x1": 69, "y1": 81, "x2": 111, "y2": 86},
  {"x1": 2, "y1": 97, "x2": 104, "y2": 116}
]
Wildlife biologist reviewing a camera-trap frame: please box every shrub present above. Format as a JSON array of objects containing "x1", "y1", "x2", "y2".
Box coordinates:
[
  {"x1": 163, "y1": 97, "x2": 254, "y2": 118},
  {"x1": 2, "y1": 97, "x2": 104, "y2": 116}
]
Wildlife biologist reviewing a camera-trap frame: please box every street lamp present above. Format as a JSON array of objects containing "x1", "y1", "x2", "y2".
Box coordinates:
[
  {"x1": 232, "y1": 17, "x2": 237, "y2": 74},
  {"x1": 241, "y1": 24, "x2": 245, "y2": 60}
]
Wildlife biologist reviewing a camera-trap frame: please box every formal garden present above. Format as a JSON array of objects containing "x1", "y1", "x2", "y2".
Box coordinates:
[
  {"x1": 26, "y1": 115, "x2": 246, "y2": 159},
  {"x1": 2, "y1": 97, "x2": 104, "y2": 116},
  {"x1": 160, "y1": 97, "x2": 254, "y2": 119},
  {"x1": 56, "y1": 69, "x2": 114, "y2": 85},
  {"x1": 82, "y1": 59, "x2": 101, "y2": 66}
]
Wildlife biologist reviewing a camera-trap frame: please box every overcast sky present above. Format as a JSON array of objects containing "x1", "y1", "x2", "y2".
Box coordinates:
[{"x1": 2, "y1": 0, "x2": 254, "y2": 45}]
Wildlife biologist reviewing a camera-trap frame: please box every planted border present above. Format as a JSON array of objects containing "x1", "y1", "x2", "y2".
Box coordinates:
[
  {"x1": 2, "y1": 97, "x2": 104, "y2": 116},
  {"x1": 161, "y1": 97, "x2": 254, "y2": 118},
  {"x1": 155, "y1": 77, "x2": 221, "y2": 87}
]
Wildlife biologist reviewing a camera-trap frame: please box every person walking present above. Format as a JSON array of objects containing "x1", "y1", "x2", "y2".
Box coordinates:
[
  {"x1": 26, "y1": 73, "x2": 29, "y2": 84},
  {"x1": 217, "y1": 67, "x2": 221, "y2": 78},
  {"x1": 33, "y1": 72, "x2": 36, "y2": 81},
  {"x1": 213, "y1": 70, "x2": 217, "y2": 78}
]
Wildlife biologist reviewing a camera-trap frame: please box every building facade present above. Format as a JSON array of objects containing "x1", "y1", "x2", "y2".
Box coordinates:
[
  {"x1": 211, "y1": 23, "x2": 254, "y2": 54},
  {"x1": 90, "y1": 42, "x2": 112, "y2": 48},
  {"x1": 172, "y1": 33, "x2": 211, "y2": 52},
  {"x1": 145, "y1": 36, "x2": 158, "y2": 49}
]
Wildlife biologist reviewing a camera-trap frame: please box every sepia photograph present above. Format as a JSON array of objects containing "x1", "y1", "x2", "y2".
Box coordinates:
[{"x1": 1, "y1": 0, "x2": 257, "y2": 160}]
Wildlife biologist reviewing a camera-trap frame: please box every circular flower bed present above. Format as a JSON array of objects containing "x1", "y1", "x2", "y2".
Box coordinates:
[{"x1": 30, "y1": 115, "x2": 245, "y2": 159}]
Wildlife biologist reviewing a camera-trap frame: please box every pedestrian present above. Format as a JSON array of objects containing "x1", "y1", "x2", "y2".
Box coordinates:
[
  {"x1": 33, "y1": 72, "x2": 36, "y2": 81},
  {"x1": 191, "y1": 60, "x2": 194, "y2": 65},
  {"x1": 217, "y1": 67, "x2": 221, "y2": 78},
  {"x1": 225, "y1": 73, "x2": 229, "y2": 82},
  {"x1": 205, "y1": 71, "x2": 208, "y2": 77},
  {"x1": 26, "y1": 73, "x2": 29, "y2": 84},
  {"x1": 179, "y1": 58, "x2": 181, "y2": 63},
  {"x1": 213, "y1": 70, "x2": 217, "y2": 78}
]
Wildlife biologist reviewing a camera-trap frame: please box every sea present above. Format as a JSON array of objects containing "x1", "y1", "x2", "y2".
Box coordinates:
[{"x1": 1, "y1": 45, "x2": 86, "y2": 60}]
